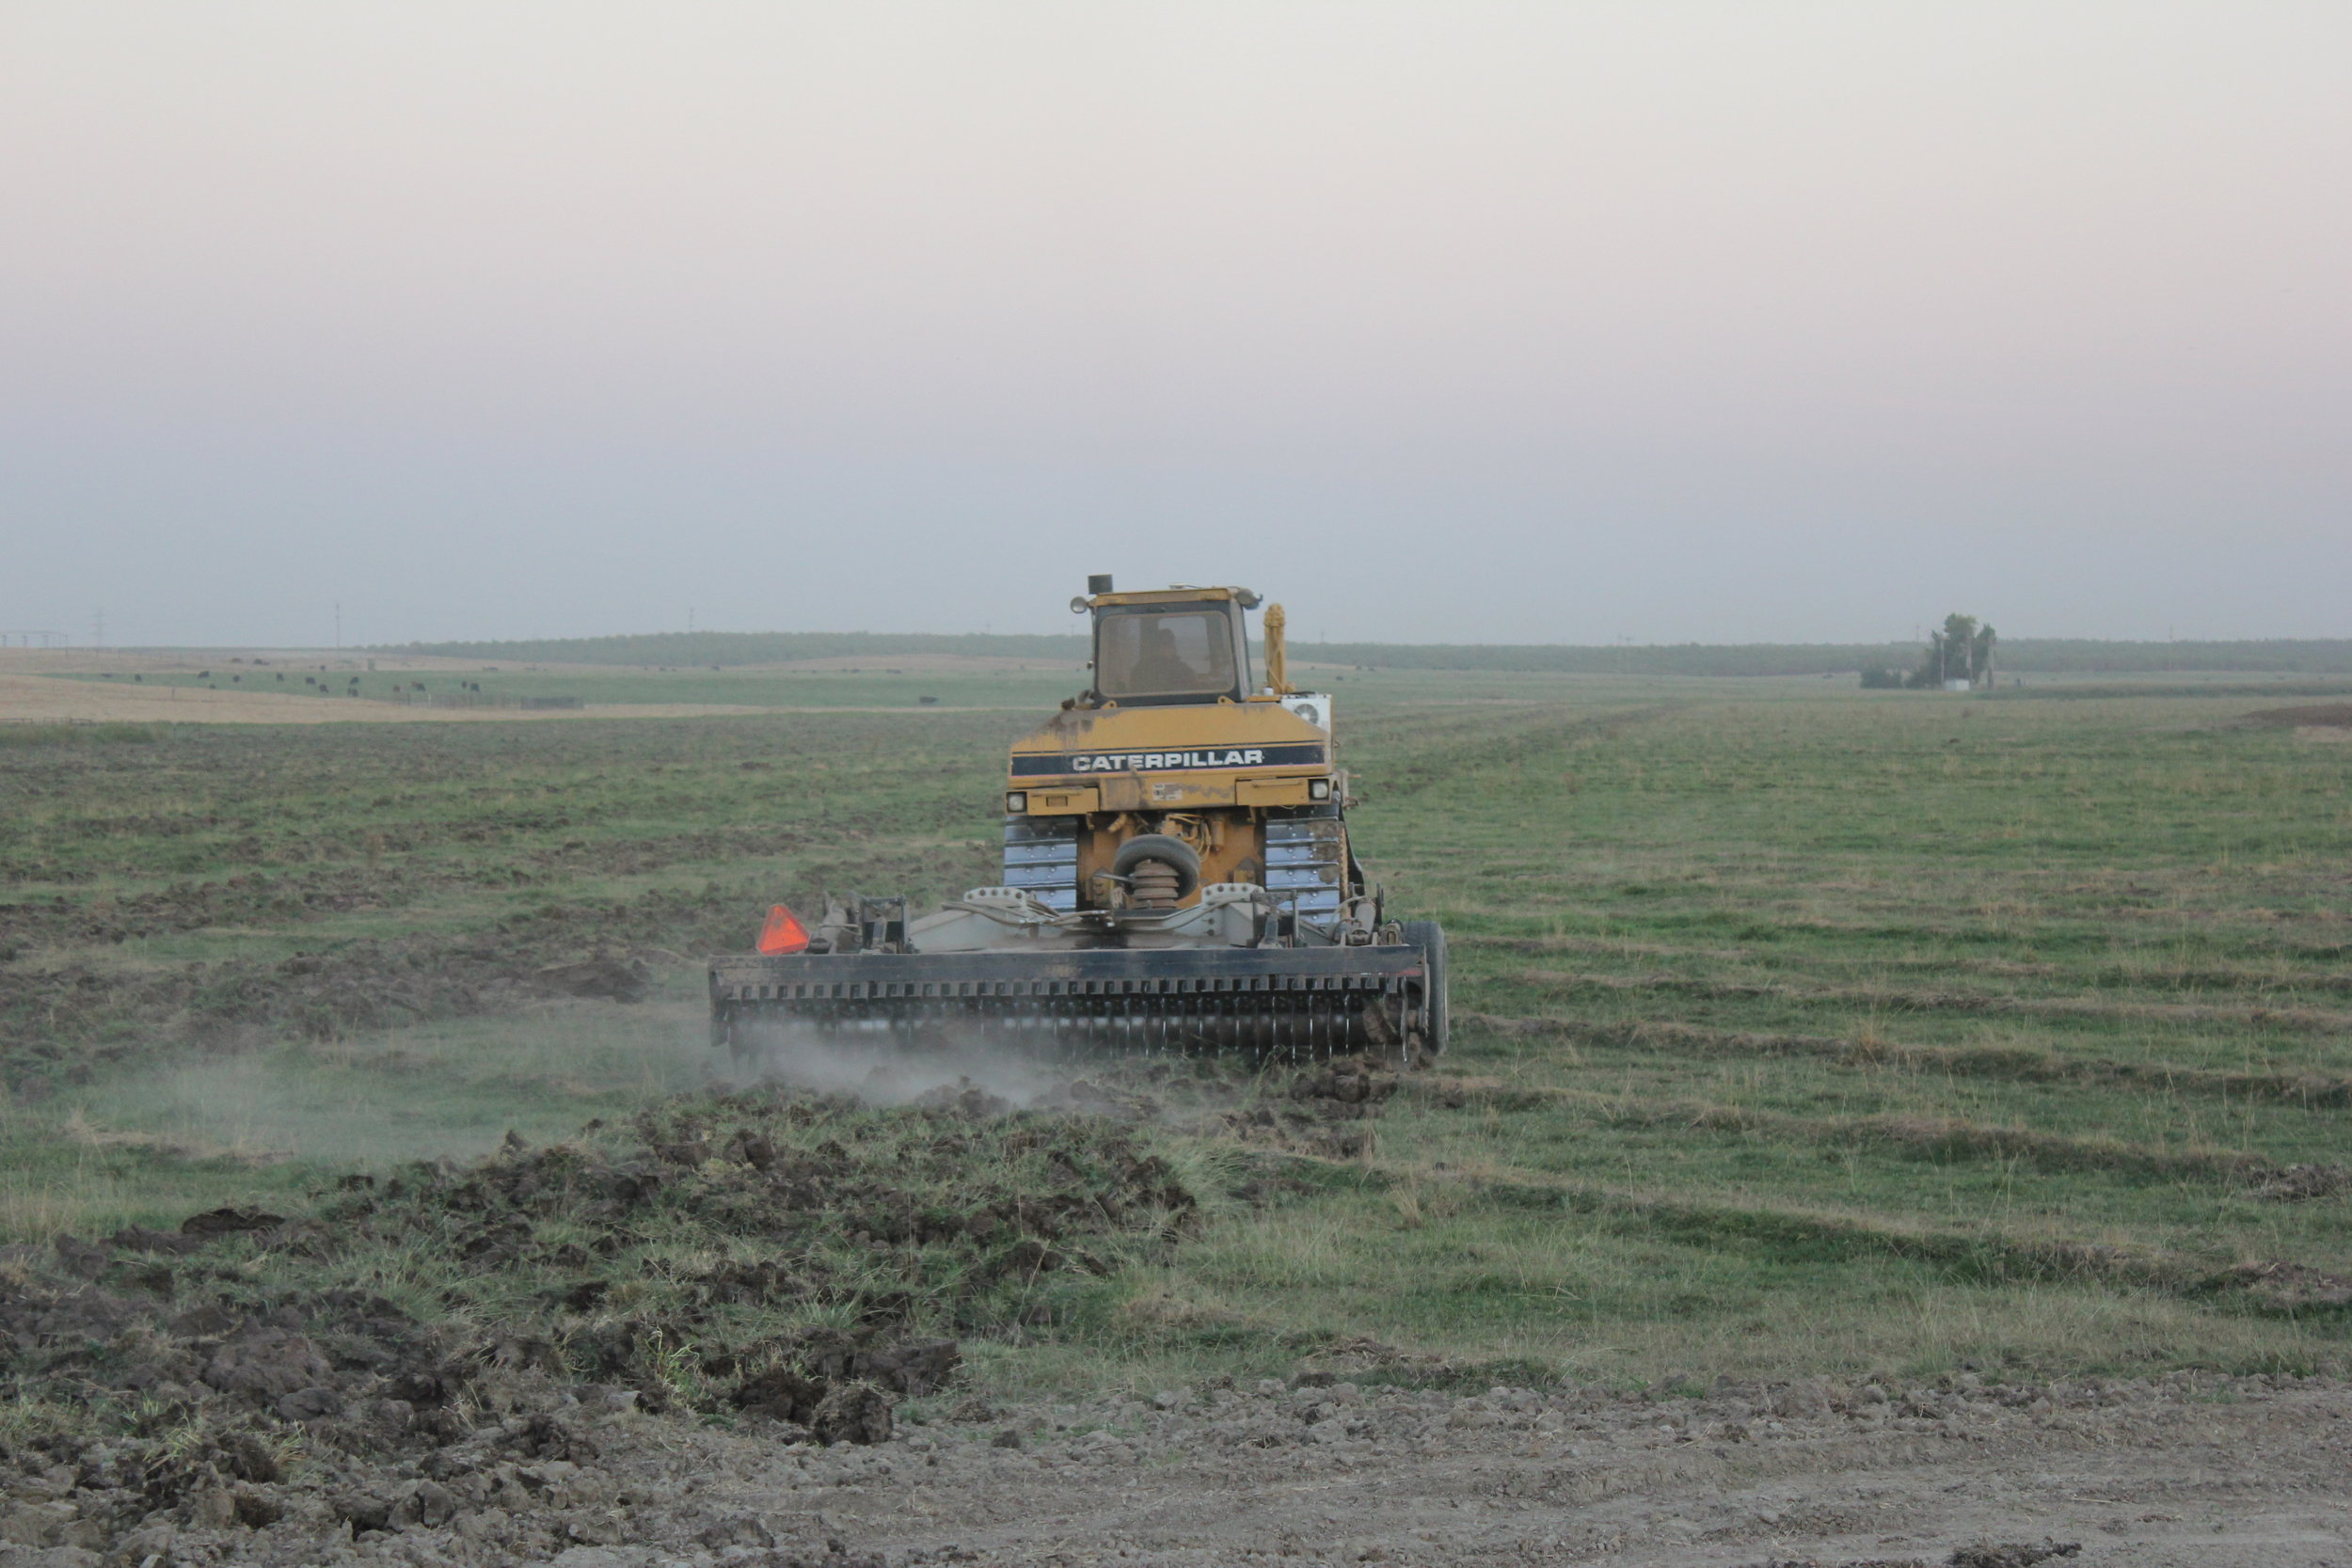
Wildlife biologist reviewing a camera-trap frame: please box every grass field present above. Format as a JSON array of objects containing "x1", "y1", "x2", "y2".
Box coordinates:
[
  {"x1": 46, "y1": 660, "x2": 1092, "y2": 711},
  {"x1": 373, "y1": 627, "x2": 2352, "y2": 679},
  {"x1": 3, "y1": 670, "x2": 2347, "y2": 1396}
]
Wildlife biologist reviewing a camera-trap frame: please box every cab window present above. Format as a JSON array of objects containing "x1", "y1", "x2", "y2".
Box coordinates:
[{"x1": 1096, "y1": 608, "x2": 1240, "y2": 701}]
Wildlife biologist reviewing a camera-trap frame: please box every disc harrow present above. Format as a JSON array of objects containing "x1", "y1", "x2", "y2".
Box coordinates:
[{"x1": 710, "y1": 944, "x2": 1434, "y2": 1067}]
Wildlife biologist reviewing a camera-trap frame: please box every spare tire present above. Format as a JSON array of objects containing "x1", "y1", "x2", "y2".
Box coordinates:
[{"x1": 1111, "y1": 833, "x2": 1202, "y2": 900}]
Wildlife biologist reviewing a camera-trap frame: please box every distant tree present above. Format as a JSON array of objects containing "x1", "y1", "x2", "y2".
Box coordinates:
[
  {"x1": 1859, "y1": 667, "x2": 1905, "y2": 689},
  {"x1": 1902, "y1": 614, "x2": 1994, "y2": 689}
]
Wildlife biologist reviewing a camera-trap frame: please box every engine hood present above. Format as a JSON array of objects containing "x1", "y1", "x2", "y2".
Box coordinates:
[{"x1": 1008, "y1": 699, "x2": 1328, "y2": 784}]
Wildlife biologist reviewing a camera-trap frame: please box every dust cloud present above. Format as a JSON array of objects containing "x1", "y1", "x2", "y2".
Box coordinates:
[{"x1": 716, "y1": 1024, "x2": 1122, "y2": 1116}]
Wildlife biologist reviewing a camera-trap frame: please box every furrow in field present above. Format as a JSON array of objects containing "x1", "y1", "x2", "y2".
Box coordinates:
[
  {"x1": 1455, "y1": 1012, "x2": 2352, "y2": 1105},
  {"x1": 1349, "y1": 1156, "x2": 2352, "y2": 1311},
  {"x1": 1509, "y1": 969, "x2": 2352, "y2": 1033},
  {"x1": 1365, "y1": 705, "x2": 1679, "y2": 798},
  {"x1": 1463, "y1": 934, "x2": 2352, "y2": 996},
  {"x1": 1399, "y1": 1075, "x2": 2344, "y2": 1191}
]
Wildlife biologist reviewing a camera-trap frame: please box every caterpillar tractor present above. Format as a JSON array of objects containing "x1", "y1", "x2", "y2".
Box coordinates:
[{"x1": 708, "y1": 578, "x2": 1448, "y2": 1066}]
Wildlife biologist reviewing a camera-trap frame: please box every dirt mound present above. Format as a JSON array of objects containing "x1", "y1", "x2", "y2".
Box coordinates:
[{"x1": 0, "y1": 1088, "x2": 1209, "y2": 1561}]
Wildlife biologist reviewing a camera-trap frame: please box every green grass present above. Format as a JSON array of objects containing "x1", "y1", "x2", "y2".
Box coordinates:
[
  {"x1": 0, "y1": 721, "x2": 160, "y2": 747},
  {"x1": 3, "y1": 669, "x2": 2349, "y2": 1392}
]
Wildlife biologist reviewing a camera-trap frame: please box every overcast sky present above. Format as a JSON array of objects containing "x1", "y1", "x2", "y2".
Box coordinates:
[{"x1": 3, "y1": 2, "x2": 2346, "y2": 647}]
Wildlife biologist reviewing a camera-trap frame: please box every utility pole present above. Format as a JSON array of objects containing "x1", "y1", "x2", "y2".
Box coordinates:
[
  {"x1": 89, "y1": 607, "x2": 104, "y2": 648},
  {"x1": 689, "y1": 607, "x2": 695, "y2": 633},
  {"x1": 335, "y1": 603, "x2": 342, "y2": 649}
]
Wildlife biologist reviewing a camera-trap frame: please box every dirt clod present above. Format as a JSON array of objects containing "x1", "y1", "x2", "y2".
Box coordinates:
[
  {"x1": 1948, "y1": 1543, "x2": 2082, "y2": 1568},
  {"x1": 179, "y1": 1206, "x2": 287, "y2": 1237},
  {"x1": 201, "y1": 1328, "x2": 333, "y2": 1398},
  {"x1": 811, "y1": 1382, "x2": 896, "y2": 1446}
]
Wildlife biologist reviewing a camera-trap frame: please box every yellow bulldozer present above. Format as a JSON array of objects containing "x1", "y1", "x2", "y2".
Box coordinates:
[{"x1": 709, "y1": 577, "x2": 1448, "y2": 1065}]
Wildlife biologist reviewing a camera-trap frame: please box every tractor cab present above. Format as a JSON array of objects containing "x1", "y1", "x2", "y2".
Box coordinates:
[{"x1": 1074, "y1": 578, "x2": 1260, "y2": 706}]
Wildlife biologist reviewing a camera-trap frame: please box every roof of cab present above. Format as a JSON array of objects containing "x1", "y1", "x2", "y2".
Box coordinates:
[{"x1": 1086, "y1": 585, "x2": 1251, "y2": 609}]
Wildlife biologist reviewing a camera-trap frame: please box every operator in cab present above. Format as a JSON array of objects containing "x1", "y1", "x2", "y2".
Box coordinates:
[{"x1": 1093, "y1": 603, "x2": 1243, "y2": 704}]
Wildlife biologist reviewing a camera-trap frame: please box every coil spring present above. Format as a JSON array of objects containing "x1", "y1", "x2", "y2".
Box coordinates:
[{"x1": 1128, "y1": 857, "x2": 1182, "y2": 910}]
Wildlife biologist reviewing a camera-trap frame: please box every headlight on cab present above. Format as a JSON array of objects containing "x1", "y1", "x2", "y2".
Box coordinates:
[
  {"x1": 1005, "y1": 791, "x2": 1027, "y2": 814},
  {"x1": 1308, "y1": 778, "x2": 1331, "y2": 800}
]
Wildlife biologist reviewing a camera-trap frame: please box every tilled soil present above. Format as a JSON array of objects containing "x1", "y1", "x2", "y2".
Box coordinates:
[
  {"x1": 8, "y1": 1077, "x2": 2348, "y2": 1566},
  {"x1": 669, "y1": 1370, "x2": 2352, "y2": 1568},
  {"x1": 0, "y1": 1087, "x2": 1219, "y2": 1566},
  {"x1": 20, "y1": 1368, "x2": 2348, "y2": 1565}
]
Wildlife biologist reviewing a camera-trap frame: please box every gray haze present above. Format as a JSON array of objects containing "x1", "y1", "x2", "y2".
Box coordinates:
[{"x1": 3, "y1": 2, "x2": 2346, "y2": 648}]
